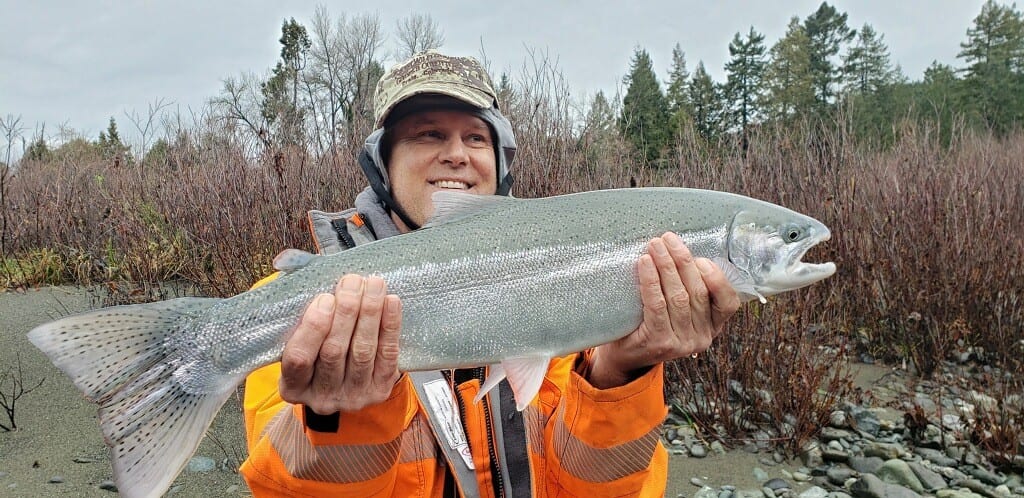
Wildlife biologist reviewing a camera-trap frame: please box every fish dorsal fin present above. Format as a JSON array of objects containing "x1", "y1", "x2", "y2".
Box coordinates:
[
  {"x1": 273, "y1": 248, "x2": 317, "y2": 273},
  {"x1": 424, "y1": 192, "x2": 518, "y2": 228},
  {"x1": 474, "y1": 356, "x2": 550, "y2": 411},
  {"x1": 712, "y1": 257, "x2": 766, "y2": 304}
]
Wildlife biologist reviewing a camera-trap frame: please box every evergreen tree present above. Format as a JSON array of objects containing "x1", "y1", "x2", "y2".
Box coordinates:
[
  {"x1": 687, "y1": 61, "x2": 722, "y2": 141},
  {"x1": 723, "y1": 27, "x2": 767, "y2": 154},
  {"x1": 619, "y1": 48, "x2": 670, "y2": 164},
  {"x1": 763, "y1": 18, "x2": 816, "y2": 122},
  {"x1": 803, "y1": 2, "x2": 854, "y2": 110},
  {"x1": 665, "y1": 43, "x2": 692, "y2": 140},
  {"x1": 841, "y1": 24, "x2": 899, "y2": 95},
  {"x1": 957, "y1": 0, "x2": 1024, "y2": 132},
  {"x1": 97, "y1": 117, "x2": 129, "y2": 162},
  {"x1": 261, "y1": 18, "x2": 311, "y2": 145}
]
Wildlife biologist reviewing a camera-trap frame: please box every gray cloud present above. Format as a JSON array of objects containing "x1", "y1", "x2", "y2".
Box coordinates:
[{"x1": 0, "y1": 0, "x2": 987, "y2": 145}]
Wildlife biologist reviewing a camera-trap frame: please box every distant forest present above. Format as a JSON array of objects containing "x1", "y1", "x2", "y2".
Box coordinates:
[{"x1": 6, "y1": 0, "x2": 1024, "y2": 168}]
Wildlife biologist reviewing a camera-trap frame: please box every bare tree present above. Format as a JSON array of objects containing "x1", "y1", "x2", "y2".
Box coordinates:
[
  {"x1": 395, "y1": 13, "x2": 445, "y2": 59},
  {"x1": 0, "y1": 114, "x2": 24, "y2": 258},
  {"x1": 125, "y1": 98, "x2": 173, "y2": 160},
  {"x1": 212, "y1": 72, "x2": 272, "y2": 151}
]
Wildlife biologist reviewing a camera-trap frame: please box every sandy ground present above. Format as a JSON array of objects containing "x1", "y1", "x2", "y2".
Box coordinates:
[{"x1": 0, "y1": 286, "x2": 890, "y2": 497}]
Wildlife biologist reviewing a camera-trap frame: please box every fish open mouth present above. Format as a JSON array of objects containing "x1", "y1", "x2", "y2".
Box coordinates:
[{"x1": 786, "y1": 229, "x2": 837, "y2": 284}]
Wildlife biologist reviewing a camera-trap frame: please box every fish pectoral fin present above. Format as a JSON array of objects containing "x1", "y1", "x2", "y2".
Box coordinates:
[
  {"x1": 712, "y1": 257, "x2": 766, "y2": 304},
  {"x1": 475, "y1": 356, "x2": 550, "y2": 411},
  {"x1": 273, "y1": 248, "x2": 318, "y2": 273}
]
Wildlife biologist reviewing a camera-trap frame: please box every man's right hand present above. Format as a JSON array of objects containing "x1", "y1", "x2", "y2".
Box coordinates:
[{"x1": 279, "y1": 274, "x2": 403, "y2": 415}]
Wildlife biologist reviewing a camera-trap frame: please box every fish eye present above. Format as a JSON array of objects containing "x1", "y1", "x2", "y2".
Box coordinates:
[{"x1": 783, "y1": 225, "x2": 804, "y2": 243}]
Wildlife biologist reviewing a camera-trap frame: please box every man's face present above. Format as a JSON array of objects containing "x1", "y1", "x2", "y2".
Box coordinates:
[{"x1": 387, "y1": 109, "x2": 498, "y2": 232}]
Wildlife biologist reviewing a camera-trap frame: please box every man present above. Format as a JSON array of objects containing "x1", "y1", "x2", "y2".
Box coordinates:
[{"x1": 240, "y1": 51, "x2": 739, "y2": 497}]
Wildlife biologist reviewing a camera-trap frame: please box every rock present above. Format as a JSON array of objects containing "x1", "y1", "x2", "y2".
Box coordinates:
[
  {"x1": 720, "y1": 490, "x2": 734, "y2": 498},
  {"x1": 48, "y1": 476, "x2": 64, "y2": 483},
  {"x1": 753, "y1": 468, "x2": 770, "y2": 483},
  {"x1": 847, "y1": 405, "x2": 881, "y2": 436},
  {"x1": 762, "y1": 488, "x2": 776, "y2": 498},
  {"x1": 98, "y1": 480, "x2": 118, "y2": 492},
  {"x1": 0, "y1": 471, "x2": 6, "y2": 478},
  {"x1": 936, "y1": 490, "x2": 985, "y2": 498},
  {"x1": 992, "y1": 485, "x2": 1011, "y2": 498},
  {"x1": 765, "y1": 478, "x2": 792, "y2": 492},
  {"x1": 187, "y1": 456, "x2": 216, "y2": 473},
  {"x1": 759, "y1": 457, "x2": 779, "y2": 467},
  {"x1": 863, "y1": 441, "x2": 904, "y2": 460},
  {"x1": 792, "y1": 471, "x2": 812, "y2": 482},
  {"x1": 72, "y1": 456, "x2": 96, "y2": 463},
  {"x1": 821, "y1": 427, "x2": 854, "y2": 441},
  {"x1": 967, "y1": 467, "x2": 1006, "y2": 486},
  {"x1": 7, "y1": 483, "x2": 16, "y2": 489},
  {"x1": 827, "y1": 467, "x2": 857, "y2": 485},
  {"x1": 801, "y1": 442, "x2": 825, "y2": 468},
  {"x1": 960, "y1": 479, "x2": 999, "y2": 498},
  {"x1": 799, "y1": 486, "x2": 828, "y2": 498},
  {"x1": 690, "y1": 444, "x2": 708, "y2": 458},
  {"x1": 710, "y1": 441, "x2": 726, "y2": 455},
  {"x1": 876, "y1": 459, "x2": 924, "y2": 493},
  {"x1": 226, "y1": 485, "x2": 240, "y2": 493},
  {"x1": 822, "y1": 447, "x2": 849, "y2": 462},
  {"x1": 850, "y1": 474, "x2": 921, "y2": 498},
  {"x1": 671, "y1": 448, "x2": 687, "y2": 455},
  {"x1": 736, "y1": 490, "x2": 765, "y2": 498},
  {"x1": 666, "y1": 428, "x2": 679, "y2": 441},
  {"x1": 907, "y1": 461, "x2": 947, "y2": 492},
  {"x1": 914, "y1": 447, "x2": 958, "y2": 467},
  {"x1": 691, "y1": 477, "x2": 707, "y2": 487},
  {"x1": 695, "y1": 486, "x2": 719, "y2": 498},
  {"x1": 848, "y1": 456, "x2": 885, "y2": 474},
  {"x1": 830, "y1": 410, "x2": 848, "y2": 428}
]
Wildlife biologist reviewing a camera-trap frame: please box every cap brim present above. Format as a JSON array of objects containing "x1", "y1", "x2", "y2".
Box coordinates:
[{"x1": 375, "y1": 83, "x2": 494, "y2": 128}]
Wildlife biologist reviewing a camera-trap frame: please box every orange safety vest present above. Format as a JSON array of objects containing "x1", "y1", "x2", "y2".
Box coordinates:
[{"x1": 239, "y1": 210, "x2": 670, "y2": 497}]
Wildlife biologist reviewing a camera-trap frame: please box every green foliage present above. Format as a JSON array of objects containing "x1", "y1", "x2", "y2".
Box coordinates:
[
  {"x1": 24, "y1": 136, "x2": 51, "y2": 162},
  {"x1": 723, "y1": 27, "x2": 768, "y2": 152},
  {"x1": 762, "y1": 18, "x2": 817, "y2": 123},
  {"x1": 688, "y1": 62, "x2": 722, "y2": 141},
  {"x1": 665, "y1": 44, "x2": 693, "y2": 141},
  {"x1": 97, "y1": 117, "x2": 130, "y2": 162},
  {"x1": 842, "y1": 24, "x2": 900, "y2": 95},
  {"x1": 803, "y1": 2, "x2": 855, "y2": 110},
  {"x1": 619, "y1": 48, "x2": 670, "y2": 164},
  {"x1": 957, "y1": 0, "x2": 1024, "y2": 134},
  {"x1": 261, "y1": 18, "x2": 312, "y2": 146}
]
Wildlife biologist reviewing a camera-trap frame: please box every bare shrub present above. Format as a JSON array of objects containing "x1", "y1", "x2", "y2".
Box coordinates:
[{"x1": 0, "y1": 354, "x2": 46, "y2": 431}]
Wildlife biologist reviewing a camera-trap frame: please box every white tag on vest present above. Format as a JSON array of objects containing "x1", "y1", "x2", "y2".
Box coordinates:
[{"x1": 423, "y1": 378, "x2": 475, "y2": 470}]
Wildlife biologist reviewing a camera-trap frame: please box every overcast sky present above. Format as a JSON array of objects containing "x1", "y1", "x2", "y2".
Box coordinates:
[{"x1": 0, "y1": 0, "x2": 988, "y2": 150}]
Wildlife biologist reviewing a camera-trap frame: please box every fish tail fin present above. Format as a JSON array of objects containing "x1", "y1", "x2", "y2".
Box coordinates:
[{"x1": 28, "y1": 297, "x2": 234, "y2": 498}]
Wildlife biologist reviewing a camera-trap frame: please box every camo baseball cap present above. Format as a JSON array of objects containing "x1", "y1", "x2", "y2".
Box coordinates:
[{"x1": 374, "y1": 50, "x2": 498, "y2": 128}]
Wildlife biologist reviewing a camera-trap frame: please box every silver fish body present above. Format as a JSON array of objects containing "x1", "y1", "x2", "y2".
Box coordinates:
[{"x1": 28, "y1": 187, "x2": 836, "y2": 498}]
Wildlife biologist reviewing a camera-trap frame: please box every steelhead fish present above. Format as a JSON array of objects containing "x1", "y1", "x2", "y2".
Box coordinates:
[{"x1": 28, "y1": 187, "x2": 835, "y2": 498}]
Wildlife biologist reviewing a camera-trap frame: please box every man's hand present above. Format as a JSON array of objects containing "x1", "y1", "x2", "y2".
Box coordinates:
[
  {"x1": 279, "y1": 274, "x2": 403, "y2": 415},
  {"x1": 588, "y1": 232, "x2": 740, "y2": 389}
]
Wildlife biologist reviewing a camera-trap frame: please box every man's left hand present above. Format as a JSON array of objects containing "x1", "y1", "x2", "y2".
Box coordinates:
[{"x1": 588, "y1": 232, "x2": 740, "y2": 389}]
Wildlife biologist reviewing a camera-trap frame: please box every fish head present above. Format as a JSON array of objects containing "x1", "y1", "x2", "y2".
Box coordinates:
[{"x1": 724, "y1": 208, "x2": 836, "y2": 301}]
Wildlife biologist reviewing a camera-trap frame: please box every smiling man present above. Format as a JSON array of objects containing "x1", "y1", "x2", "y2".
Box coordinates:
[{"x1": 240, "y1": 50, "x2": 739, "y2": 498}]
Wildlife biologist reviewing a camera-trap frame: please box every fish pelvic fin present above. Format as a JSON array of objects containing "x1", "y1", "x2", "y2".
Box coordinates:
[
  {"x1": 475, "y1": 356, "x2": 550, "y2": 411},
  {"x1": 27, "y1": 297, "x2": 234, "y2": 498}
]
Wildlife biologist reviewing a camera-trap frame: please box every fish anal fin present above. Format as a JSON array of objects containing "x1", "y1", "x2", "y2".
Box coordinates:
[{"x1": 477, "y1": 356, "x2": 549, "y2": 411}]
